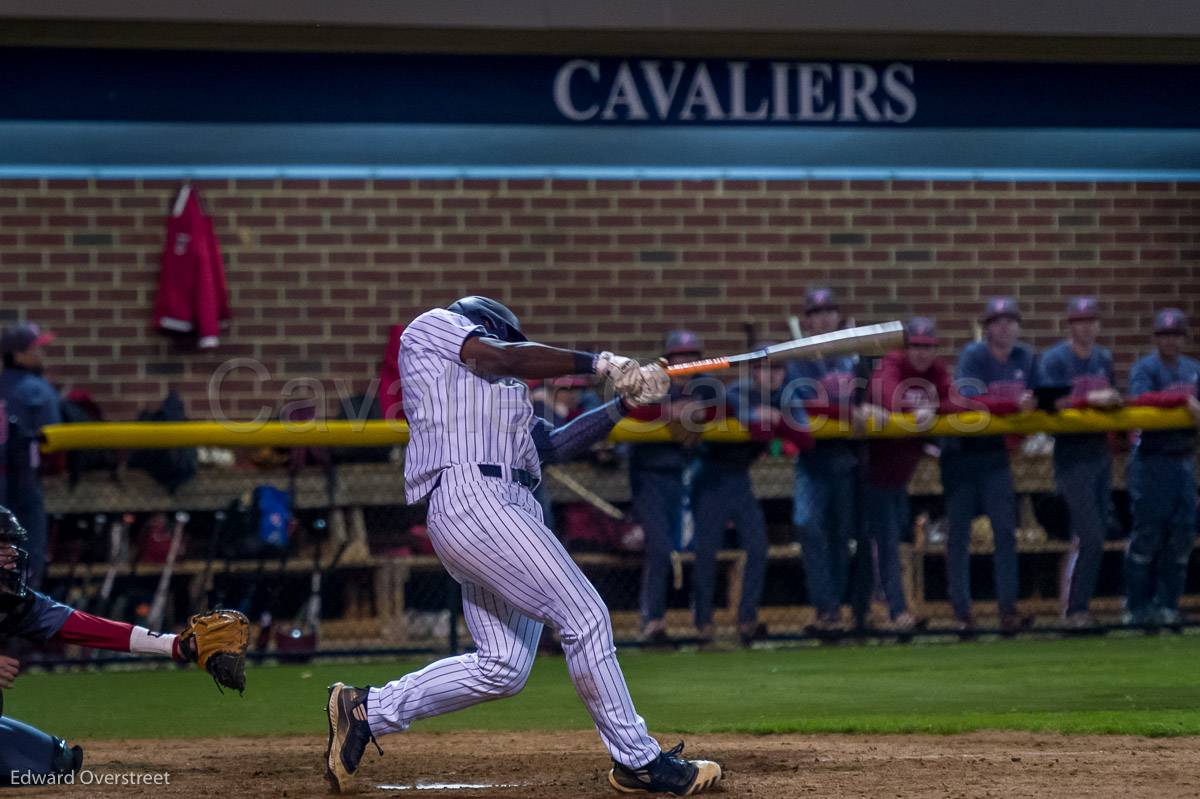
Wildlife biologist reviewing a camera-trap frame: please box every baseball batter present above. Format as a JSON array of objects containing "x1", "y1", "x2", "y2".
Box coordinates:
[{"x1": 325, "y1": 297, "x2": 722, "y2": 796}]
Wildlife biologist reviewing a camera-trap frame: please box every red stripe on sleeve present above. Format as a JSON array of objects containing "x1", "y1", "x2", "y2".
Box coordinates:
[{"x1": 51, "y1": 610, "x2": 134, "y2": 653}]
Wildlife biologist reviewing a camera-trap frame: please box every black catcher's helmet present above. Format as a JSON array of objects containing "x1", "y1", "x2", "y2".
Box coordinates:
[
  {"x1": 446, "y1": 296, "x2": 527, "y2": 343},
  {"x1": 0, "y1": 507, "x2": 30, "y2": 599}
]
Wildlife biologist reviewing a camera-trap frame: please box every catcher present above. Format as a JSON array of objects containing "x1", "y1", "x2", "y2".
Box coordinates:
[{"x1": 0, "y1": 506, "x2": 248, "y2": 784}]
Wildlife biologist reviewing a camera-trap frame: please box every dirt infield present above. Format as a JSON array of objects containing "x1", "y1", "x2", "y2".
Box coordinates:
[{"x1": 8, "y1": 730, "x2": 1200, "y2": 798}]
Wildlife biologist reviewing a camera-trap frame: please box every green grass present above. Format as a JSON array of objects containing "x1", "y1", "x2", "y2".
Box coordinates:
[{"x1": 7, "y1": 636, "x2": 1200, "y2": 740}]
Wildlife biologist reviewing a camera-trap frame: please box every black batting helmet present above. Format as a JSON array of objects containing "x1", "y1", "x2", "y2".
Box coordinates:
[
  {"x1": 0, "y1": 507, "x2": 30, "y2": 599},
  {"x1": 446, "y1": 296, "x2": 527, "y2": 343}
]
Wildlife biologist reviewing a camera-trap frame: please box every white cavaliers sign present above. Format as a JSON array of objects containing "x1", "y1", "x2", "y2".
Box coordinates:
[{"x1": 553, "y1": 60, "x2": 917, "y2": 124}]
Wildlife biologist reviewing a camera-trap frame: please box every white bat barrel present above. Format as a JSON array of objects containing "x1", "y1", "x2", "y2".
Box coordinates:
[{"x1": 764, "y1": 321, "x2": 906, "y2": 361}]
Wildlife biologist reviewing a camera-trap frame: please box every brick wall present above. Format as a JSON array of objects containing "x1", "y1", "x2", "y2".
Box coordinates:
[{"x1": 1, "y1": 177, "x2": 1197, "y2": 421}]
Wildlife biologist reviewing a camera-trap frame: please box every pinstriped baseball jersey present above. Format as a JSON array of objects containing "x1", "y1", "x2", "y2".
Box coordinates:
[{"x1": 400, "y1": 309, "x2": 541, "y2": 502}]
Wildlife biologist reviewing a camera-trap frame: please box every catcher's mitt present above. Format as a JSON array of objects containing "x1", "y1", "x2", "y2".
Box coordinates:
[{"x1": 179, "y1": 609, "x2": 249, "y2": 694}]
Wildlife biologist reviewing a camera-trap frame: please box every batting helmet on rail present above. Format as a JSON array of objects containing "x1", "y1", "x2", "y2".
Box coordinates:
[
  {"x1": 0, "y1": 506, "x2": 31, "y2": 599},
  {"x1": 446, "y1": 296, "x2": 528, "y2": 343}
]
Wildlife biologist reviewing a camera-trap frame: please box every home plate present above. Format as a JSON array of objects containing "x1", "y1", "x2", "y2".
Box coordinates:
[{"x1": 377, "y1": 783, "x2": 522, "y2": 791}]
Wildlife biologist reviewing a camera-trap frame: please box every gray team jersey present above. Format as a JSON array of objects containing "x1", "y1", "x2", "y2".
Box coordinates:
[{"x1": 401, "y1": 309, "x2": 541, "y2": 502}]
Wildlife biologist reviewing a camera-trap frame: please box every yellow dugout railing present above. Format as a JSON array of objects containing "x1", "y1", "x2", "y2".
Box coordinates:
[{"x1": 39, "y1": 406, "x2": 1196, "y2": 452}]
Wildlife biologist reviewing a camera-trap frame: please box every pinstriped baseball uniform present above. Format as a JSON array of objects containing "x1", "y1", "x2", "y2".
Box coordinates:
[{"x1": 365, "y1": 309, "x2": 661, "y2": 768}]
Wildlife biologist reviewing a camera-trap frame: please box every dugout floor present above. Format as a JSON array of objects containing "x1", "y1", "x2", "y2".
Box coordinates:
[{"x1": 7, "y1": 730, "x2": 1198, "y2": 798}]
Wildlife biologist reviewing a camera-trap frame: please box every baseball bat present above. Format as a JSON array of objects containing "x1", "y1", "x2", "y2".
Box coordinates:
[
  {"x1": 102, "y1": 513, "x2": 139, "y2": 619},
  {"x1": 76, "y1": 513, "x2": 110, "y2": 614},
  {"x1": 95, "y1": 514, "x2": 125, "y2": 614},
  {"x1": 305, "y1": 517, "x2": 351, "y2": 637},
  {"x1": 307, "y1": 468, "x2": 349, "y2": 642},
  {"x1": 665, "y1": 321, "x2": 905, "y2": 377},
  {"x1": 543, "y1": 465, "x2": 626, "y2": 521},
  {"x1": 62, "y1": 518, "x2": 89, "y2": 609},
  {"x1": 191, "y1": 509, "x2": 225, "y2": 610},
  {"x1": 213, "y1": 510, "x2": 239, "y2": 610},
  {"x1": 255, "y1": 544, "x2": 291, "y2": 652},
  {"x1": 301, "y1": 519, "x2": 329, "y2": 636},
  {"x1": 146, "y1": 512, "x2": 188, "y2": 630}
]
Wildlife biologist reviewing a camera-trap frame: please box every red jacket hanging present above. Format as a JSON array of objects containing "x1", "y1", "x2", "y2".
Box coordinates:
[{"x1": 153, "y1": 185, "x2": 231, "y2": 350}]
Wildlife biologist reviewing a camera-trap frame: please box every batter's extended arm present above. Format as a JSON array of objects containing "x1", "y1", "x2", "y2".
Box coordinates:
[
  {"x1": 461, "y1": 335, "x2": 599, "y2": 380},
  {"x1": 462, "y1": 336, "x2": 666, "y2": 406},
  {"x1": 530, "y1": 398, "x2": 627, "y2": 464}
]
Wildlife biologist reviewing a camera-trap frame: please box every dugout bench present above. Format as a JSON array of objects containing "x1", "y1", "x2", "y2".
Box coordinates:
[{"x1": 41, "y1": 453, "x2": 1200, "y2": 649}]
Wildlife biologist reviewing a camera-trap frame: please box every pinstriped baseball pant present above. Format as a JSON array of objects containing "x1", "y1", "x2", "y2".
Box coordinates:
[{"x1": 366, "y1": 465, "x2": 661, "y2": 768}]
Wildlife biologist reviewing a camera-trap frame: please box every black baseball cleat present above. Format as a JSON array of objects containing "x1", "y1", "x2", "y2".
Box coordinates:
[
  {"x1": 325, "y1": 682, "x2": 383, "y2": 794},
  {"x1": 68, "y1": 745, "x2": 83, "y2": 773},
  {"x1": 608, "y1": 742, "x2": 722, "y2": 795},
  {"x1": 49, "y1": 737, "x2": 83, "y2": 776}
]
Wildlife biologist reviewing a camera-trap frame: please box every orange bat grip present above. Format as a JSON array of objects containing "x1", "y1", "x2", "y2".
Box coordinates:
[{"x1": 665, "y1": 356, "x2": 732, "y2": 376}]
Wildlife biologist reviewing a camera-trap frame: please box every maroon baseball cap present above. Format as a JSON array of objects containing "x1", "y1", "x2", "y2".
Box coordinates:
[
  {"x1": 804, "y1": 287, "x2": 838, "y2": 314},
  {"x1": 1, "y1": 322, "x2": 55, "y2": 355},
  {"x1": 905, "y1": 317, "x2": 939, "y2": 346},
  {"x1": 982, "y1": 296, "x2": 1021, "y2": 323},
  {"x1": 664, "y1": 330, "x2": 703, "y2": 356},
  {"x1": 1154, "y1": 308, "x2": 1188, "y2": 335},
  {"x1": 1066, "y1": 296, "x2": 1100, "y2": 322}
]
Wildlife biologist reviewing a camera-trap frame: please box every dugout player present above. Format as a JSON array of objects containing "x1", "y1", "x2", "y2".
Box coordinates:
[
  {"x1": 1, "y1": 322, "x2": 62, "y2": 591},
  {"x1": 0, "y1": 506, "x2": 246, "y2": 784},
  {"x1": 1124, "y1": 309, "x2": 1200, "y2": 627},
  {"x1": 325, "y1": 298, "x2": 722, "y2": 796},
  {"x1": 627, "y1": 330, "x2": 710, "y2": 644},
  {"x1": 690, "y1": 351, "x2": 812, "y2": 644},
  {"x1": 864, "y1": 317, "x2": 949, "y2": 631},
  {"x1": 786, "y1": 288, "x2": 866, "y2": 632},
  {"x1": 1037, "y1": 298, "x2": 1121, "y2": 628},
  {"x1": 941, "y1": 297, "x2": 1037, "y2": 636}
]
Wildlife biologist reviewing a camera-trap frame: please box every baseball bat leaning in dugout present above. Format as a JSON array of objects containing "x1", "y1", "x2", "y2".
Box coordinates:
[
  {"x1": 146, "y1": 512, "x2": 188, "y2": 630},
  {"x1": 96, "y1": 514, "x2": 129, "y2": 616},
  {"x1": 543, "y1": 465, "x2": 626, "y2": 521},
  {"x1": 664, "y1": 320, "x2": 905, "y2": 377}
]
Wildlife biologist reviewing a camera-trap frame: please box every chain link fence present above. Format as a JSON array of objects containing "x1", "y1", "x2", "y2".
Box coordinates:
[{"x1": 29, "y1": 431, "x2": 1200, "y2": 662}]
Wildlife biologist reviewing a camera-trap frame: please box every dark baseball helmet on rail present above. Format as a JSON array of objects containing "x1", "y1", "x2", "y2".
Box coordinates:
[
  {"x1": 446, "y1": 296, "x2": 528, "y2": 343},
  {"x1": 0, "y1": 506, "x2": 31, "y2": 599}
]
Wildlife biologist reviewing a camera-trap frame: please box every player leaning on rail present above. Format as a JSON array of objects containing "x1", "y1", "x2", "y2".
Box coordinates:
[
  {"x1": 324, "y1": 296, "x2": 724, "y2": 797},
  {"x1": 0, "y1": 507, "x2": 249, "y2": 785}
]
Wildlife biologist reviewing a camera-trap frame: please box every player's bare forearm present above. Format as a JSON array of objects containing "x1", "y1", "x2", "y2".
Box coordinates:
[{"x1": 461, "y1": 336, "x2": 595, "y2": 380}]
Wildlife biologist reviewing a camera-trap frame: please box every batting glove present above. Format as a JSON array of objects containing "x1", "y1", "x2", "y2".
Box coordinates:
[
  {"x1": 594, "y1": 351, "x2": 641, "y2": 390},
  {"x1": 622, "y1": 364, "x2": 670, "y2": 407}
]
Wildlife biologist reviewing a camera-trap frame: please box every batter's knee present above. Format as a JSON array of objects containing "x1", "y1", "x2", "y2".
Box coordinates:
[
  {"x1": 475, "y1": 654, "x2": 534, "y2": 698},
  {"x1": 558, "y1": 597, "x2": 613, "y2": 649}
]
